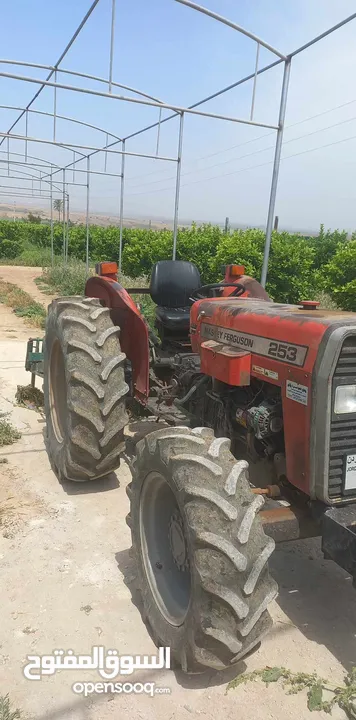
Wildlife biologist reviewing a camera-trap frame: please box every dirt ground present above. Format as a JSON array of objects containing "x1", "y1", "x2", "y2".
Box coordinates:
[
  {"x1": 0, "y1": 265, "x2": 56, "y2": 307},
  {"x1": 0, "y1": 268, "x2": 354, "y2": 719}
]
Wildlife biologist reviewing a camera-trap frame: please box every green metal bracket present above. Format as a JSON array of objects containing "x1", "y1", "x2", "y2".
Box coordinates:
[{"x1": 25, "y1": 337, "x2": 44, "y2": 387}]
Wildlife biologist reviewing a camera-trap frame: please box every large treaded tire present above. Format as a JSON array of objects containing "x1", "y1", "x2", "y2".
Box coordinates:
[
  {"x1": 44, "y1": 296, "x2": 129, "y2": 482},
  {"x1": 127, "y1": 425, "x2": 277, "y2": 673}
]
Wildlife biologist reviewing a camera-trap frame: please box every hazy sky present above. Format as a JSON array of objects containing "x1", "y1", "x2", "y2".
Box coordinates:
[{"x1": 1, "y1": 0, "x2": 356, "y2": 230}]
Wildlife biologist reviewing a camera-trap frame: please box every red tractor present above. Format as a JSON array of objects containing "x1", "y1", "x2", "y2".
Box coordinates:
[{"x1": 43, "y1": 259, "x2": 356, "y2": 673}]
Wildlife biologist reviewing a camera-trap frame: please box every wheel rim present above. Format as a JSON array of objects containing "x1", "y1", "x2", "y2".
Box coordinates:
[
  {"x1": 49, "y1": 339, "x2": 67, "y2": 444},
  {"x1": 139, "y1": 471, "x2": 191, "y2": 626}
]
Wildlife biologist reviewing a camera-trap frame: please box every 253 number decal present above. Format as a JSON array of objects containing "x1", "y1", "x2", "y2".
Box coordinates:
[{"x1": 267, "y1": 341, "x2": 298, "y2": 363}]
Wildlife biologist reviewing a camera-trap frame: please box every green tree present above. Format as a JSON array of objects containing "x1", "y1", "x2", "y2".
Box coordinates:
[
  {"x1": 322, "y1": 239, "x2": 356, "y2": 311},
  {"x1": 309, "y1": 224, "x2": 348, "y2": 269},
  {"x1": 53, "y1": 199, "x2": 63, "y2": 222},
  {"x1": 27, "y1": 212, "x2": 41, "y2": 224}
]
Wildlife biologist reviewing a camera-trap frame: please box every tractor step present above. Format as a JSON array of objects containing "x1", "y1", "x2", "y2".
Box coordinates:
[{"x1": 322, "y1": 505, "x2": 356, "y2": 585}]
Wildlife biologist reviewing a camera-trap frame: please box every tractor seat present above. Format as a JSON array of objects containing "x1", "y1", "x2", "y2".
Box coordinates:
[
  {"x1": 150, "y1": 260, "x2": 201, "y2": 332},
  {"x1": 155, "y1": 305, "x2": 191, "y2": 330}
]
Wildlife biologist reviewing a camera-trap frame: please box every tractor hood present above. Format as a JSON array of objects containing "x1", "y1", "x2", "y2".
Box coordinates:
[{"x1": 190, "y1": 298, "x2": 356, "y2": 376}]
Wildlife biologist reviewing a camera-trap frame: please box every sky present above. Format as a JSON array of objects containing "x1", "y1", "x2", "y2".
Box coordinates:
[{"x1": 0, "y1": 0, "x2": 356, "y2": 230}]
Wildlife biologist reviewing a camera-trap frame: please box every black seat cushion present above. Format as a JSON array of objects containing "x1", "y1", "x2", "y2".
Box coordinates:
[
  {"x1": 150, "y1": 260, "x2": 201, "y2": 308},
  {"x1": 155, "y1": 306, "x2": 191, "y2": 331}
]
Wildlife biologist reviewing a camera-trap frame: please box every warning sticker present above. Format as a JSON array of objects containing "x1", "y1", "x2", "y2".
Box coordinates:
[
  {"x1": 252, "y1": 365, "x2": 279, "y2": 380},
  {"x1": 286, "y1": 380, "x2": 308, "y2": 406},
  {"x1": 345, "y1": 454, "x2": 356, "y2": 491}
]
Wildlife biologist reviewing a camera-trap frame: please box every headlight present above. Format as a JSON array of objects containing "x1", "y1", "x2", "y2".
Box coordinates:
[{"x1": 334, "y1": 385, "x2": 356, "y2": 414}]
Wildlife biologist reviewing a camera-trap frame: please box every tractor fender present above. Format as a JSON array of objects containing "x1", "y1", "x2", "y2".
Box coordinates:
[{"x1": 85, "y1": 276, "x2": 149, "y2": 404}]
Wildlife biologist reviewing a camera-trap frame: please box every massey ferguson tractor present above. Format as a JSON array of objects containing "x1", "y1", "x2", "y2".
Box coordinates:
[{"x1": 35, "y1": 258, "x2": 356, "y2": 674}]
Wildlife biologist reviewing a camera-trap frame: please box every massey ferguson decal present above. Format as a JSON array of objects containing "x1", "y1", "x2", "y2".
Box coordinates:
[{"x1": 201, "y1": 322, "x2": 308, "y2": 367}]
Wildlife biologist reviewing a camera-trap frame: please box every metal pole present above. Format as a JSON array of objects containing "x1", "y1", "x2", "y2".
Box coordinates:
[
  {"x1": 175, "y1": 0, "x2": 287, "y2": 59},
  {"x1": 62, "y1": 169, "x2": 66, "y2": 261},
  {"x1": 118, "y1": 140, "x2": 125, "y2": 272},
  {"x1": 104, "y1": 133, "x2": 108, "y2": 171},
  {"x1": 66, "y1": 192, "x2": 70, "y2": 262},
  {"x1": 25, "y1": 109, "x2": 28, "y2": 162},
  {"x1": 109, "y1": 0, "x2": 116, "y2": 92},
  {"x1": 156, "y1": 108, "x2": 162, "y2": 156},
  {"x1": 250, "y1": 43, "x2": 260, "y2": 121},
  {"x1": 0, "y1": 0, "x2": 101, "y2": 148},
  {"x1": 53, "y1": 70, "x2": 57, "y2": 141},
  {"x1": 73, "y1": 151, "x2": 75, "y2": 182},
  {"x1": 86, "y1": 156, "x2": 90, "y2": 272},
  {"x1": 50, "y1": 169, "x2": 54, "y2": 266},
  {"x1": 172, "y1": 112, "x2": 184, "y2": 260},
  {"x1": 7, "y1": 137, "x2": 9, "y2": 176},
  {"x1": 260, "y1": 59, "x2": 291, "y2": 288},
  {"x1": 0, "y1": 71, "x2": 279, "y2": 131}
]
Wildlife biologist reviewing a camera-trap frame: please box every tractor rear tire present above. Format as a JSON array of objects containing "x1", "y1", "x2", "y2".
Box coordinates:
[
  {"x1": 127, "y1": 425, "x2": 277, "y2": 673},
  {"x1": 44, "y1": 296, "x2": 129, "y2": 482}
]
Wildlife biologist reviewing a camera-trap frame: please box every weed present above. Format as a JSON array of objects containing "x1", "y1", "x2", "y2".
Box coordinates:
[
  {"x1": 39, "y1": 263, "x2": 157, "y2": 328},
  {"x1": 0, "y1": 418, "x2": 21, "y2": 446},
  {"x1": 227, "y1": 665, "x2": 356, "y2": 718},
  {"x1": 40, "y1": 259, "x2": 93, "y2": 296},
  {"x1": 119, "y1": 273, "x2": 156, "y2": 327},
  {"x1": 0, "y1": 280, "x2": 46, "y2": 328},
  {"x1": 0, "y1": 694, "x2": 22, "y2": 720}
]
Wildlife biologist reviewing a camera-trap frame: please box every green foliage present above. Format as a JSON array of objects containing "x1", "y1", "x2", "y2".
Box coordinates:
[
  {"x1": 119, "y1": 273, "x2": 155, "y2": 327},
  {"x1": 310, "y1": 224, "x2": 348, "y2": 269},
  {"x1": 0, "y1": 419, "x2": 21, "y2": 447},
  {"x1": 227, "y1": 665, "x2": 356, "y2": 718},
  {"x1": 212, "y1": 228, "x2": 264, "y2": 280},
  {"x1": 314, "y1": 290, "x2": 340, "y2": 310},
  {"x1": 0, "y1": 240, "x2": 54, "y2": 267},
  {"x1": 0, "y1": 694, "x2": 22, "y2": 720},
  {"x1": 40, "y1": 259, "x2": 93, "y2": 296},
  {"x1": 27, "y1": 212, "x2": 42, "y2": 224},
  {"x1": 266, "y1": 231, "x2": 317, "y2": 303},
  {"x1": 321, "y1": 239, "x2": 356, "y2": 311},
  {"x1": 122, "y1": 228, "x2": 172, "y2": 276},
  {"x1": 53, "y1": 198, "x2": 63, "y2": 222},
  {"x1": 0, "y1": 218, "x2": 354, "y2": 311},
  {"x1": 0, "y1": 221, "x2": 24, "y2": 258}
]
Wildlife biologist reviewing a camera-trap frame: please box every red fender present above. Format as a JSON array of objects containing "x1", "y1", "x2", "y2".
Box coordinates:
[
  {"x1": 222, "y1": 265, "x2": 270, "y2": 300},
  {"x1": 85, "y1": 276, "x2": 149, "y2": 404}
]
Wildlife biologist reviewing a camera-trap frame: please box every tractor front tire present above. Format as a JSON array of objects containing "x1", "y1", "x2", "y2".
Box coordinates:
[
  {"x1": 127, "y1": 425, "x2": 277, "y2": 673},
  {"x1": 44, "y1": 296, "x2": 129, "y2": 482}
]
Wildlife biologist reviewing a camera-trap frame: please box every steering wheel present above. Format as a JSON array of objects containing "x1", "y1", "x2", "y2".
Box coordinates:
[{"x1": 190, "y1": 282, "x2": 246, "y2": 302}]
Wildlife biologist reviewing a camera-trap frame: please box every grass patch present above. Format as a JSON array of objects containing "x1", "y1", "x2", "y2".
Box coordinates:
[
  {"x1": 0, "y1": 242, "x2": 55, "y2": 267},
  {"x1": 0, "y1": 280, "x2": 46, "y2": 328},
  {"x1": 40, "y1": 262, "x2": 157, "y2": 328},
  {"x1": 119, "y1": 273, "x2": 156, "y2": 328},
  {"x1": 0, "y1": 694, "x2": 22, "y2": 720},
  {"x1": 39, "y1": 259, "x2": 94, "y2": 296},
  {"x1": 0, "y1": 418, "x2": 21, "y2": 446}
]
